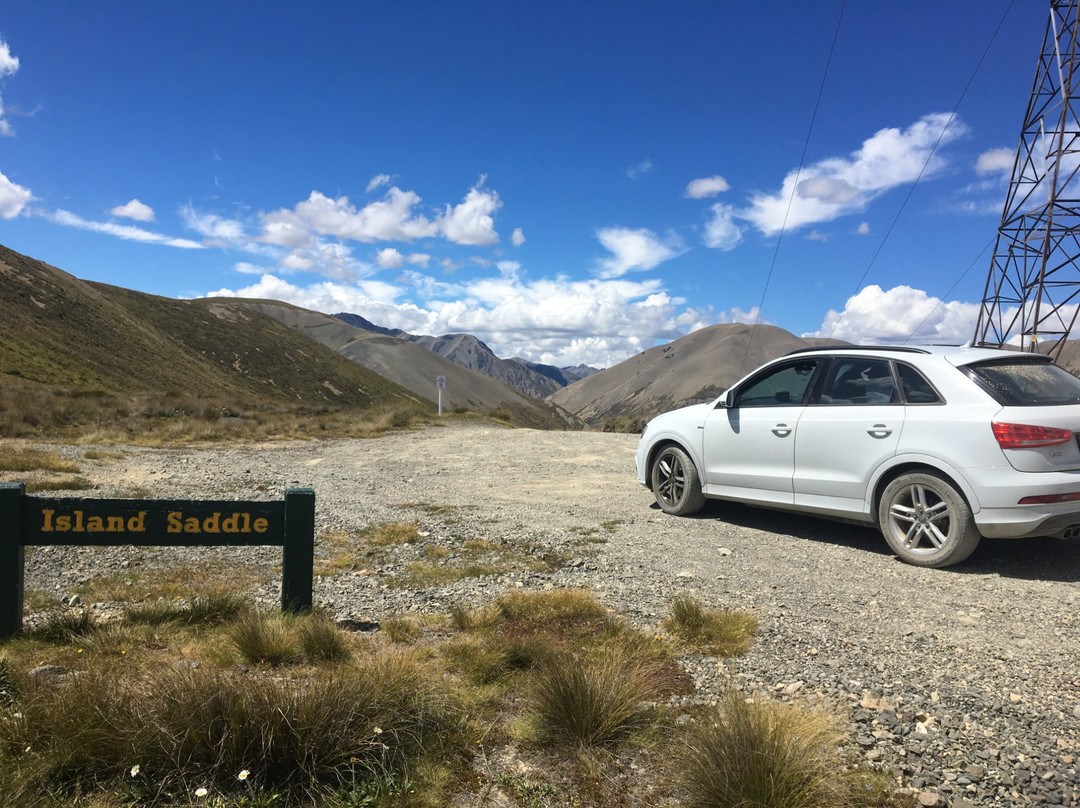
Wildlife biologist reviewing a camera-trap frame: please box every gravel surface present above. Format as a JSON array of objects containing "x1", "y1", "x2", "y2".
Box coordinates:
[{"x1": 20, "y1": 423, "x2": 1080, "y2": 807}]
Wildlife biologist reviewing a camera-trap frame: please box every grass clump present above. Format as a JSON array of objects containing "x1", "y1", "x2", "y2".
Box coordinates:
[
  {"x1": 0, "y1": 446, "x2": 81, "y2": 473},
  {"x1": 229, "y1": 613, "x2": 300, "y2": 665},
  {"x1": 298, "y1": 611, "x2": 353, "y2": 663},
  {"x1": 363, "y1": 520, "x2": 422, "y2": 547},
  {"x1": 123, "y1": 591, "x2": 250, "y2": 627},
  {"x1": 678, "y1": 691, "x2": 897, "y2": 808},
  {"x1": 664, "y1": 595, "x2": 757, "y2": 657},
  {"x1": 526, "y1": 647, "x2": 665, "y2": 748}
]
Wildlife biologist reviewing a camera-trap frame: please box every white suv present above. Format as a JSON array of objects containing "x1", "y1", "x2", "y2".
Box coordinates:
[{"x1": 634, "y1": 345, "x2": 1080, "y2": 567}]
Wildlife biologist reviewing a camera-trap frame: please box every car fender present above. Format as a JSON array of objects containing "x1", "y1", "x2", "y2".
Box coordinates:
[
  {"x1": 865, "y1": 453, "x2": 983, "y2": 515},
  {"x1": 644, "y1": 427, "x2": 706, "y2": 479}
]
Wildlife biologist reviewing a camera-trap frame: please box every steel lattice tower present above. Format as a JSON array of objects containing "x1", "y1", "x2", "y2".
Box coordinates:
[{"x1": 974, "y1": 0, "x2": 1080, "y2": 358}]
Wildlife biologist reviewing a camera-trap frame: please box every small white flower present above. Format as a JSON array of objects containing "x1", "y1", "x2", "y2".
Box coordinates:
[
  {"x1": 195, "y1": 787, "x2": 208, "y2": 797},
  {"x1": 238, "y1": 769, "x2": 250, "y2": 781},
  {"x1": 373, "y1": 726, "x2": 383, "y2": 735},
  {"x1": 130, "y1": 764, "x2": 140, "y2": 777}
]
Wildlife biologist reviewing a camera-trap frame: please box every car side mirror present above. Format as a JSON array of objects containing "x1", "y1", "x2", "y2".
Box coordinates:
[{"x1": 716, "y1": 390, "x2": 734, "y2": 408}]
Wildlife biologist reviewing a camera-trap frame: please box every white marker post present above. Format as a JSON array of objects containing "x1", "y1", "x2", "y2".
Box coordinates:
[{"x1": 436, "y1": 375, "x2": 446, "y2": 416}]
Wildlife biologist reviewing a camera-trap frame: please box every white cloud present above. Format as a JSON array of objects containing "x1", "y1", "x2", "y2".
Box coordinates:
[
  {"x1": 110, "y1": 199, "x2": 155, "y2": 222},
  {"x1": 407, "y1": 252, "x2": 431, "y2": 268},
  {"x1": 627, "y1": 159, "x2": 653, "y2": 179},
  {"x1": 263, "y1": 188, "x2": 439, "y2": 244},
  {"x1": 181, "y1": 204, "x2": 247, "y2": 245},
  {"x1": 511, "y1": 227, "x2": 525, "y2": 247},
  {"x1": 366, "y1": 173, "x2": 391, "y2": 192},
  {"x1": 0, "y1": 38, "x2": 20, "y2": 136},
  {"x1": 596, "y1": 227, "x2": 685, "y2": 278},
  {"x1": 806, "y1": 230, "x2": 830, "y2": 242},
  {"x1": 685, "y1": 175, "x2": 730, "y2": 199},
  {"x1": 0, "y1": 170, "x2": 32, "y2": 218},
  {"x1": 377, "y1": 247, "x2": 404, "y2": 268},
  {"x1": 205, "y1": 264, "x2": 716, "y2": 368},
  {"x1": 48, "y1": 209, "x2": 203, "y2": 248},
  {"x1": 702, "y1": 203, "x2": 743, "y2": 250},
  {"x1": 438, "y1": 181, "x2": 500, "y2": 246},
  {"x1": 805, "y1": 284, "x2": 980, "y2": 343},
  {"x1": 741, "y1": 113, "x2": 968, "y2": 235},
  {"x1": 856, "y1": 221, "x2": 871, "y2": 235},
  {"x1": 976, "y1": 148, "x2": 1014, "y2": 176}
]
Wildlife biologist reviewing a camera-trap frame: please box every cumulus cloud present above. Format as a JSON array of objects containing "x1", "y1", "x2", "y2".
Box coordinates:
[
  {"x1": 0, "y1": 38, "x2": 20, "y2": 136},
  {"x1": 110, "y1": 199, "x2": 155, "y2": 222},
  {"x1": 805, "y1": 284, "x2": 980, "y2": 344},
  {"x1": 0, "y1": 169, "x2": 32, "y2": 218},
  {"x1": 976, "y1": 147, "x2": 1014, "y2": 176},
  {"x1": 262, "y1": 188, "x2": 439, "y2": 244},
  {"x1": 206, "y1": 264, "x2": 716, "y2": 368},
  {"x1": 856, "y1": 221, "x2": 870, "y2": 235},
  {"x1": 596, "y1": 227, "x2": 686, "y2": 278},
  {"x1": 511, "y1": 227, "x2": 525, "y2": 247},
  {"x1": 685, "y1": 175, "x2": 730, "y2": 199},
  {"x1": 377, "y1": 247, "x2": 404, "y2": 268},
  {"x1": 48, "y1": 209, "x2": 203, "y2": 249},
  {"x1": 438, "y1": 181, "x2": 500, "y2": 246},
  {"x1": 702, "y1": 203, "x2": 743, "y2": 250},
  {"x1": 741, "y1": 113, "x2": 967, "y2": 235}
]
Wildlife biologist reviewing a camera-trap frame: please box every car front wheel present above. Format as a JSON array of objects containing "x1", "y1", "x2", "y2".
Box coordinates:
[
  {"x1": 651, "y1": 445, "x2": 705, "y2": 516},
  {"x1": 877, "y1": 472, "x2": 980, "y2": 567}
]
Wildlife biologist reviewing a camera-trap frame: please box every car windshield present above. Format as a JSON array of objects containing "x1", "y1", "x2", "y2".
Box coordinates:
[{"x1": 966, "y1": 358, "x2": 1080, "y2": 406}]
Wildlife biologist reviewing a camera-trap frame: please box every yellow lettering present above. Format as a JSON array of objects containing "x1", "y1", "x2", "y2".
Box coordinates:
[
  {"x1": 73, "y1": 510, "x2": 84, "y2": 531},
  {"x1": 105, "y1": 516, "x2": 123, "y2": 532},
  {"x1": 253, "y1": 517, "x2": 268, "y2": 534},
  {"x1": 222, "y1": 512, "x2": 240, "y2": 533},
  {"x1": 42, "y1": 509, "x2": 55, "y2": 531},
  {"x1": 56, "y1": 514, "x2": 72, "y2": 531},
  {"x1": 202, "y1": 512, "x2": 221, "y2": 533},
  {"x1": 167, "y1": 511, "x2": 183, "y2": 533},
  {"x1": 128, "y1": 511, "x2": 147, "y2": 532},
  {"x1": 183, "y1": 516, "x2": 200, "y2": 532},
  {"x1": 86, "y1": 516, "x2": 105, "y2": 532}
]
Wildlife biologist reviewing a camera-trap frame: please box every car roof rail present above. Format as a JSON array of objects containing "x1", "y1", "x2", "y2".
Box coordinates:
[{"x1": 784, "y1": 345, "x2": 931, "y2": 357}]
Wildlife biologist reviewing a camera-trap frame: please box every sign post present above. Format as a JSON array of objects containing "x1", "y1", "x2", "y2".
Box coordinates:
[
  {"x1": 0, "y1": 484, "x2": 315, "y2": 639},
  {"x1": 436, "y1": 374, "x2": 446, "y2": 415}
]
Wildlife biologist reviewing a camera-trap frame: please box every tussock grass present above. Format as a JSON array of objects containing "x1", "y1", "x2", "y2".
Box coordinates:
[
  {"x1": 526, "y1": 647, "x2": 664, "y2": 748},
  {"x1": 678, "y1": 691, "x2": 898, "y2": 808},
  {"x1": 298, "y1": 611, "x2": 353, "y2": 663},
  {"x1": 664, "y1": 594, "x2": 758, "y2": 657},
  {"x1": 123, "y1": 592, "x2": 250, "y2": 627},
  {"x1": 363, "y1": 520, "x2": 422, "y2": 547},
  {"x1": 1, "y1": 581, "x2": 909, "y2": 807},
  {"x1": 0, "y1": 654, "x2": 457, "y2": 805},
  {"x1": 0, "y1": 446, "x2": 81, "y2": 473},
  {"x1": 229, "y1": 613, "x2": 301, "y2": 665}
]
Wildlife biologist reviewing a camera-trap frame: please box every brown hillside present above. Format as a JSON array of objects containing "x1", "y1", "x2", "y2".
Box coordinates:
[{"x1": 548, "y1": 323, "x2": 846, "y2": 425}]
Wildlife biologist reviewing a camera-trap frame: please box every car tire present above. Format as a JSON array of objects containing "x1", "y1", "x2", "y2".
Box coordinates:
[
  {"x1": 877, "y1": 471, "x2": 980, "y2": 568},
  {"x1": 651, "y1": 445, "x2": 705, "y2": 516}
]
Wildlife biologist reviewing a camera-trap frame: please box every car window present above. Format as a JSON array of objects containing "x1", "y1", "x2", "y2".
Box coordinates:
[
  {"x1": 896, "y1": 362, "x2": 942, "y2": 404},
  {"x1": 734, "y1": 360, "x2": 819, "y2": 407},
  {"x1": 819, "y1": 358, "x2": 898, "y2": 405},
  {"x1": 966, "y1": 358, "x2": 1080, "y2": 406}
]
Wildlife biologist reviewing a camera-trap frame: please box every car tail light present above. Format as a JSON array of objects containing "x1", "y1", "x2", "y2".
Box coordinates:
[
  {"x1": 1018, "y1": 491, "x2": 1080, "y2": 504},
  {"x1": 992, "y1": 422, "x2": 1075, "y2": 450}
]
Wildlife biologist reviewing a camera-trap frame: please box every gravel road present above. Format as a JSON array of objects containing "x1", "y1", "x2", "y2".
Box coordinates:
[{"x1": 21, "y1": 423, "x2": 1080, "y2": 807}]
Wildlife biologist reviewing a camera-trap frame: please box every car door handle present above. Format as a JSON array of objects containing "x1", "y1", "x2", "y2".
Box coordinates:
[
  {"x1": 867, "y1": 424, "x2": 892, "y2": 439},
  {"x1": 771, "y1": 423, "x2": 792, "y2": 437}
]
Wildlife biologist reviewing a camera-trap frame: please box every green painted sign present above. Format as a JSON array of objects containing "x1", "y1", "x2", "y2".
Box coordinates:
[{"x1": 0, "y1": 483, "x2": 315, "y2": 639}]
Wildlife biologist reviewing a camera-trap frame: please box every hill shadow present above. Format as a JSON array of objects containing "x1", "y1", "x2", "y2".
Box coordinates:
[{"x1": 660, "y1": 499, "x2": 1080, "y2": 583}]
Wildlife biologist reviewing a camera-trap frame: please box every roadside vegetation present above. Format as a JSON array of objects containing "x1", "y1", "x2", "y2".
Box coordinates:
[{"x1": 0, "y1": 587, "x2": 910, "y2": 808}]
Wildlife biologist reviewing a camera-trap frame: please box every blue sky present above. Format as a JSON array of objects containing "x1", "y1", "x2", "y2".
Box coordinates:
[{"x1": 0, "y1": 1, "x2": 1049, "y2": 368}]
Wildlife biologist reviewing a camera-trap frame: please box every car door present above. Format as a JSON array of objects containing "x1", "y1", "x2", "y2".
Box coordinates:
[
  {"x1": 701, "y1": 358, "x2": 821, "y2": 505},
  {"x1": 792, "y1": 357, "x2": 904, "y2": 518}
]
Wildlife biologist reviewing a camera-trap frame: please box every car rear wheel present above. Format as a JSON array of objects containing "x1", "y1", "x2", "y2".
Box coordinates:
[
  {"x1": 651, "y1": 445, "x2": 705, "y2": 516},
  {"x1": 878, "y1": 472, "x2": 980, "y2": 567}
]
